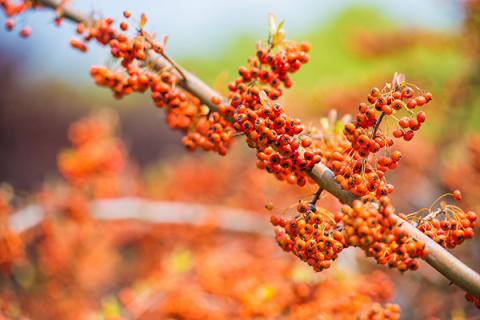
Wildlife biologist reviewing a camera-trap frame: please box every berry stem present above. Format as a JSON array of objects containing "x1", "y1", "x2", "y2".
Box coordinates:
[
  {"x1": 309, "y1": 187, "x2": 323, "y2": 206},
  {"x1": 372, "y1": 112, "x2": 385, "y2": 139}
]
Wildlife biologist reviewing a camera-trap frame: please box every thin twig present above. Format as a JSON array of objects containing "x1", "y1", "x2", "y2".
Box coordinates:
[
  {"x1": 309, "y1": 187, "x2": 323, "y2": 206},
  {"x1": 372, "y1": 112, "x2": 385, "y2": 139}
]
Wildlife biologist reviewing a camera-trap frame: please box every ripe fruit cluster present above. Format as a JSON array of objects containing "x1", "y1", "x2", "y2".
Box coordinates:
[
  {"x1": 322, "y1": 76, "x2": 432, "y2": 198},
  {"x1": 271, "y1": 201, "x2": 345, "y2": 272},
  {"x1": 2, "y1": 2, "x2": 480, "y2": 313},
  {"x1": 400, "y1": 190, "x2": 477, "y2": 249},
  {"x1": 339, "y1": 196, "x2": 427, "y2": 272},
  {"x1": 416, "y1": 209, "x2": 476, "y2": 248},
  {"x1": 72, "y1": 14, "x2": 236, "y2": 155},
  {"x1": 272, "y1": 195, "x2": 427, "y2": 273},
  {"x1": 211, "y1": 39, "x2": 321, "y2": 185},
  {"x1": 57, "y1": 112, "x2": 142, "y2": 198},
  {"x1": 363, "y1": 303, "x2": 400, "y2": 320},
  {"x1": 0, "y1": 189, "x2": 23, "y2": 275},
  {"x1": 0, "y1": 117, "x2": 405, "y2": 318},
  {"x1": 1, "y1": 0, "x2": 34, "y2": 37},
  {"x1": 58, "y1": 113, "x2": 126, "y2": 184}
]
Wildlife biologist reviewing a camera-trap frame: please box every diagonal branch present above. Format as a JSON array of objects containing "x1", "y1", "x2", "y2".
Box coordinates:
[{"x1": 28, "y1": 0, "x2": 480, "y2": 299}]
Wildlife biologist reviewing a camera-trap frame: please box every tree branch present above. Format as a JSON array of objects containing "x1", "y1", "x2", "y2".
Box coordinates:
[
  {"x1": 27, "y1": 0, "x2": 480, "y2": 299},
  {"x1": 10, "y1": 198, "x2": 271, "y2": 236}
]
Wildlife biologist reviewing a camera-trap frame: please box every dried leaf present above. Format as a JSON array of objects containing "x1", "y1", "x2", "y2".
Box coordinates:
[
  {"x1": 139, "y1": 13, "x2": 147, "y2": 29},
  {"x1": 162, "y1": 35, "x2": 169, "y2": 47},
  {"x1": 392, "y1": 72, "x2": 406, "y2": 89},
  {"x1": 271, "y1": 19, "x2": 286, "y2": 47},
  {"x1": 259, "y1": 91, "x2": 269, "y2": 106},
  {"x1": 268, "y1": 13, "x2": 278, "y2": 36}
]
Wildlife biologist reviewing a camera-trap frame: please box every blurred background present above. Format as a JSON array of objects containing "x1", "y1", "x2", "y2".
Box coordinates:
[{"x1": 0, "y1": 0, "x2": 479, "y2": 319}]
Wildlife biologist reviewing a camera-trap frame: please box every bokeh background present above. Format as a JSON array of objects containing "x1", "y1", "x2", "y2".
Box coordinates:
[{"x1": 1, "y1": 0, "x2": 480, "y2": 319}]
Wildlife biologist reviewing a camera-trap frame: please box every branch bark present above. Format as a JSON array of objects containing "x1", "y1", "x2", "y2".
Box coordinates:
[
  {"x1": 10, "y1": 199, "x2": 271, "y2": 236},
  {"x1": 29, "y1": 0, "x2": 480, "y2": 299}
]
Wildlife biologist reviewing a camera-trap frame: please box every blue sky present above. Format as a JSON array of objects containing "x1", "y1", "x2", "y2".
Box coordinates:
[{"x1": 1, "y1": 0, "x2": 463, "y2": 83}]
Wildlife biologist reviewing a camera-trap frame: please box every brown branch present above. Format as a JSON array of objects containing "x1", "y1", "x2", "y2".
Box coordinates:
[
  {"x1": 372, "y1": 111, "x2": 385, "y2": 139},
  {"x1": 36, "y1": 0, "x2": 91, "y2": 24},
  {"x1": 309, "y1": 187, "x2": 323, "y2": 206},
  {"x1": 30, "y1": 0, "x2": 480, "y2": 299},
  {"x1": 10, "y1": 199, "x2": 272, "y2": 236}
]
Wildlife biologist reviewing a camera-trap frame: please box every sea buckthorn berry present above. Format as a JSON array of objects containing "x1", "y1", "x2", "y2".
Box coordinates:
[
  {"x1": 415, "y1": 95, "x2": 426, "y2": 106},
  {"x1": 391, "y1": 151, "x2": 402, "y2": 162},
  {"x1": 5, "y1": 18, "x2": 14, "y2": 31},
  {"x1": 393, "y1": 129, "x2": 404, "y2": 138},
  {"x1": 210, "y1": 96, "x2": 222, "y2": 105},
  {"x1": 120, "y1": 21, "x2": 128, "y2": 31},
  {"x1": 70, "y1": 39, "x2": 87, "y2": 52},
  {"x1": 406, "y1": 99, "x2": 417, "y2": 109},
  {"x1": 403, "y1": 131, "x2": 414, "y2": 141},
  {"x1": 423, "y1": 92, "x2": 433, "y2": 102},
  {"x1": 19, "y1": 26, "x2": 31, "y2": 38},
  {"x1": 370, "y1": 87, "x2": 381, "y2": 97},
  {"x1": 381, "y1": 105, "x2": 393, "y2": 115},
  {"x1": 398, "y1": 117, "x2": 409, "y2": 128},
  {"x1": 392, "y1": 91, "x2": 402, "y2": 99},
  {"x1": 391, "y1": 99, "x2": 404, "y2": 111},
  {"x1": 416, "y1": 111, "x2": 426, "y2": 123},
  {"x1": 359, "y1": 102, "x2": 369, "y2": 113},
  {"x1": 402, "y1": 87, "x2": 414, "y2": 98},
  {"x1": 453, "y1": 190, "x2": 462, "y2": 201}
]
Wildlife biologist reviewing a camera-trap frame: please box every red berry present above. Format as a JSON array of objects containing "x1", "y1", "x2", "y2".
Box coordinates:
[
  {"x1": 416, "y1": 111, "x2": 426, "y2": 123},
  {"x1": 415, "y1": 96, "x2": 426, "y2": 106},
  {"x1": 402, "y1": 87, "x2": 414, "y2": 98},
  {"x1": 393, "y1": 129, "x2": 404, "y2": 138},
  {"x1": 398, "y1": 117, "x2": 410, "y2": 129},
  {"x1": 403, "y1": 130, "x2": 414, "y2": 141},
  {"x1": 453, "y1": 190, "x2": 462, "y2": 201},
  {"x1": 19, "y1": 26, "x2": 31, "y2": 38},
  {"x1": 5, "y1": 18, "x2": 14, "y2": 31},
  {"x1": 391, "y1": 99, "x2": 404, "y2": 110},
  {"x1": 406, "y1": 99, "x2": 417, "y2": 109},
  {"x1": 423, "y1": 92, "x2": 432, "y2": 102}
]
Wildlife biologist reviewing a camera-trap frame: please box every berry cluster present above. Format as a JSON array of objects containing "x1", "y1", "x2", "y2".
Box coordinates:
[
  {"x1": 58, "y1": 113, "x2": 126, "y2": 182},
  {"x1": 400, "y1": 190, "x2": 477, "y2": 249},
  {"x1": 271, "y1": 201, "x2": 345, "y2": 272},
  {"x1": 339, "y1": 196, "x2": 427, "y2": 272},
  {"x1": 0, "y1": 188, "x2": 23, "y2": 275},
  {"x1": 272, "y1": 195, "x2": 428, "y2": 273},
  {"x1": 56, "y1": 112, "x2": 142, "y2": 198},
  {"x1": 3, "y1": 2, "x2": 479, "y2": 312},
  {"x1": 73, "y1": 14, "x2": 236, "y2": 155},
  {"x1": 213, "y1": 38, "x2": 319, "y2": 185},
  {"x1": 1, "y1": 0, "x2": 33, "y2": 37},
  {"x1": 72, "y1": 18, "x2": 117, "y2": 51},
  {"x1": 321, "y1": 75, "x2": 432, "y2": 197},
  {"x1": 362, "y1": 303, "x2": 400, "y2": 320},
  {"x1": 2, "y1": 4, "x2": 321, "y2": 177}
]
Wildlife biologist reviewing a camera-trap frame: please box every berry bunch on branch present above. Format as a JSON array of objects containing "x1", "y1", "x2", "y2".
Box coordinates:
[
  {"x1": 1, "y1": 0, "x2": 480, "y2": 314},
  {"x1": 0, "y1": 115, "x2": 406, "y2": 319}
]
